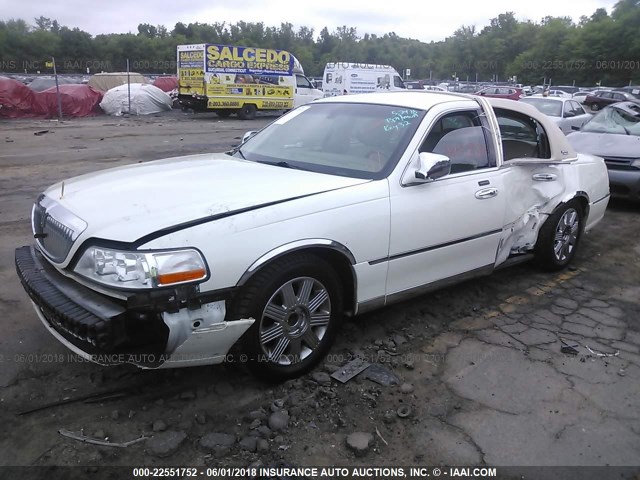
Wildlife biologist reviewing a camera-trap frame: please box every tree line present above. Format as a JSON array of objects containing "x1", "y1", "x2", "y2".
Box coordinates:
[{"x1": 0, "y1": 0, "x2": 639, "y2": 86}]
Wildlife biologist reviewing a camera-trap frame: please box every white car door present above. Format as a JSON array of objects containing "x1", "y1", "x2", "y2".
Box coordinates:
[{"x1": 385, "y1": 108, "x2": 507, "y2": 297}]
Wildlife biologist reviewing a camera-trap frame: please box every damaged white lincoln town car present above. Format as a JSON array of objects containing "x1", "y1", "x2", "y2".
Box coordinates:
[{"x1": 16, "y1": 92, "x2": 610, "y2": 381}]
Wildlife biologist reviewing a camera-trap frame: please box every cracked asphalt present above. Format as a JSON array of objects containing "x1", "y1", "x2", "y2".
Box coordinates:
[{"x1": 0, "y1": 113, "x2": 638, "y2": 479}]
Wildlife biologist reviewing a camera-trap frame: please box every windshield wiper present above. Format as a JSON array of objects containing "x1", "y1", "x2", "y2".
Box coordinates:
[
  {"x1": 227, "y1": 145, "x2": 246, "y2": 160},
  {"x1": 260, "y1": 160, "x2": 303, "y2": 170}
]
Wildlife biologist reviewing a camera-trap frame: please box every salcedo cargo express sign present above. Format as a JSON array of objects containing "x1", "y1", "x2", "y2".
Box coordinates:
[{"x1": 205, "y1": 45, "x2": 293, "y2": 75}]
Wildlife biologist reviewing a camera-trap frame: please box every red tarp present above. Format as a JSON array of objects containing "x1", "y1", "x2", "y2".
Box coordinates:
[
  {"x1": 152, "y1": 76, "x2": 178, "y2": 92},
  {"x1": 0, "y1": 78, "x2": 104, "y2": 118},
  {"x1": 36, "y1": 84, "x2": 104, "y2": 117},
  {"x1": 0, "y1": 76, "x2": 39, "y2": 118}
]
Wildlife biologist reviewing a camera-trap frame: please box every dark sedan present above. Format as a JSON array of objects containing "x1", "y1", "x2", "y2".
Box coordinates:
[
  {"x1": 584, "y1": 90, "x2": 639, "y2": 111},
  {"x1": 567, "y1": 102, "x2": 640, "y2": 201}
]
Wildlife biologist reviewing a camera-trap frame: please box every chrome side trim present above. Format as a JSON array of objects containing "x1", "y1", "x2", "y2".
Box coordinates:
[
  {"x1": 236, "y1": 239, "x2": 357, "y2": 287},
  {"x1": 383, "y1": 264, "x2": 494, "y2": 308}
]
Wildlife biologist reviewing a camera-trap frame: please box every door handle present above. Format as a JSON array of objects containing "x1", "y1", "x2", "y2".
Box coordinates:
[
  {"x1": 475, "y1": 187, "x2": 498, "y2": 199},
  {"x1": 532, "y1": 173, "x2": 557, "y2": 181}
]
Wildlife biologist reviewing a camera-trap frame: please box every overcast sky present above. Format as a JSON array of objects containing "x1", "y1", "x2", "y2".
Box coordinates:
[{"x1": 1, "y1": 0, "x2": 620, "y2": 42}]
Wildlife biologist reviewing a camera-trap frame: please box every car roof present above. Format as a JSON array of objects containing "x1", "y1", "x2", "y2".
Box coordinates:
[
  {"x1": 606, "y1": 101, "x2": 640, "y2": 114},
  {"x1": 522, "y1": 96, "x2": 565, "y2": 103},
  {"x1": 318, "y1": 91, "x2": 556, "y2": 119},
  {"x1": 318, "y1": 91, "x2": 473, "y2": 109}
]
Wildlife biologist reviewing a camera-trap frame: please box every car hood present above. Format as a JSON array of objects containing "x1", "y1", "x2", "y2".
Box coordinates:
[
  {"x1": 567, "y1": 131, "x2": 640, "y2": 158},
  {"x1": 43, "y1": 153, "x2": 370, "y2": 244}
]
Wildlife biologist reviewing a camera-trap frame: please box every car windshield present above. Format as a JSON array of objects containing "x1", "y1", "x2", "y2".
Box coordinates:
[
  {"x1": 581, "y1": 104, "x2": 640, "y2": 136},
  {"x1": 520, "y1": 98, "x2": 563, "y2": 117},
  {"x1": 234, "y1": 102, "x2": 425, "y2": 179}
]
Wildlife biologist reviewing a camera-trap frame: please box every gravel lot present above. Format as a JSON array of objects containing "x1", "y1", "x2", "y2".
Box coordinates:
[{"x1": 0, "y1": 111, "x2": 639, "y2": 479}]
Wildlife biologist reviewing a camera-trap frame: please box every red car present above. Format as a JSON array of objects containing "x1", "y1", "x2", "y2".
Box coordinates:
[
  {"x1": 475, "y1": 86, "x2": 523, "y2": 100},
  {"x1": 583, "y1": 90, "x2": 639, "y2": 111}
]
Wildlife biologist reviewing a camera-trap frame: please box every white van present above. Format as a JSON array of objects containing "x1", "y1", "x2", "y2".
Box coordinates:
[
  {"x1": 177, "y1": 44, "x2": 323, "y2": 119},
  {"x1": 322, "y1": 62, "x2": 405, "y2": 96}
]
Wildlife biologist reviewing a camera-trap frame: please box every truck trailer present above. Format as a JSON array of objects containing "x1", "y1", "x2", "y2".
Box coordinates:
[{"x1": 177, "y1": 44, "x2": 322, "y2": 119}]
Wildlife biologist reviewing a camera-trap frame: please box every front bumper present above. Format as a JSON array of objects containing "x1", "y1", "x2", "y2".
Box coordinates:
[
  {"x1": 178, "y1": 94, "x2": 209, "y2": 111},
  {"x1": 15, "y1": 246, "x2": 253, "y2": 368},
  {"x1": 607, "y1": 169, "x2": 640, "y2": 201}
]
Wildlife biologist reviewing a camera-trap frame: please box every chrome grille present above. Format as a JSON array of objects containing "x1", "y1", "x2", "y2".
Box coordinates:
[{"x1": 32, "y1": 194, "x2": 87, "y2": 263}]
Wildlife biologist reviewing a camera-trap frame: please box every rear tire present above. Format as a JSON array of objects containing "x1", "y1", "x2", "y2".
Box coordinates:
[
  {"x1": 228, "y1": 253, "x2": 342, "y2": 382},
  {"x1": 534, "y1": 200, "x2": 584, "y2": 271},
  {"x1": 237, "y1": 104, "x2": 257, "y2": 120}
]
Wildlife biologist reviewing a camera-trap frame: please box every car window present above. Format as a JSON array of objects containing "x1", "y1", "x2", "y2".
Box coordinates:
[
  {"x1": 613, "y1": 93, "x2": 625, "y2": 101},
  {"x1": 419, "y1": 110, "x2": 494, "y2": 174},
  {"x1": 296, "y1": 75, "x2": 312, "y2": 88},
  {"x1": 238, "y1": 102, "x2": 425, "y2": 180},
  {"x1": 520, "y1": 98, "x2": 562, "y2": 117},
  {"x1": 393, "y1": 76, "x2": 405, "y2": 88},
  {"x1": 495, "y1": 108, "x2": 551, "y2": 160},
  {"x1": 571, "y1": 101, "x2": 585, "y2": 115}
]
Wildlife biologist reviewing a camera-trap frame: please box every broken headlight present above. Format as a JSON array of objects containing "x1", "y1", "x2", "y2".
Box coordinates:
[{"x1": 74, "y1": 247, "x2": 208, "y2": 289}]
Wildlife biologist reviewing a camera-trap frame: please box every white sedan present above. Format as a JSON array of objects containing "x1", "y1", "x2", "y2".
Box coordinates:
[
  {"x1": 16, "y1": 92, "x2": 610, "y2": 381},
  {"x1": 520, "y1": 97, "x2": 593, "y2": 134}
]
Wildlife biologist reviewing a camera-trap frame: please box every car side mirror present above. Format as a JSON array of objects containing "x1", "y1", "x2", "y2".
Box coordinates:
[
  {"x1": 414, "y1": 152, "x2": 451, "y2": 182},
  {"x1": 242, "y1": 131, "x2": 258, "y2": 144},
  {"x1": 564, "y1": 111, "x2": 575, "y2": 118}
]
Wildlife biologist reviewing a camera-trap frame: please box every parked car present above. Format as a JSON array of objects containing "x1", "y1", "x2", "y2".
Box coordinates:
[
  {"x1": 423, "y1": 85, "x2": 448, "y2": 92},
  {"x1": 614, "y1": 86, "x2": 640, "y2": 100},
  {"x1": 568, "y1": 101, "x2": 640, "y2": 201},
  {"x1": 530, "y1": 90, "x2": 572, "y2": 99},
  {"x1": 405, "y1": 81, "x2": 424, "y2": 90},
  {"x1": 452, "y1": 84, "x2": 478, "y2": 94},
  {"x1": 572, "y1": 90, "x2": 597, "y2": 103},
  {"x1": 553, "y1": 86, "x2": 580, "y2": 95},
  {"x1": 474, "y1": 86, "x2": 523, "y2": 100},
  {"x1": 15, "y1": 92, "x2": 609, "y2": 380},
  {"x1": 520, "y1": 97, "x2": 592, "y2": 134},
  {"x1": 584, "y1": 90, "x2": 639, "y2": 111},
  {"x1": 547, "y1": 90, "x2": 573, "y2": 99}
]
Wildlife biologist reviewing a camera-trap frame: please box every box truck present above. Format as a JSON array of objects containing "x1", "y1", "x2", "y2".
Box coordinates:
[
  {"x1": 322, "y1": 62, "x2": 406, "y2": 97},
  {"x1": 177, "y1": 44, "x2": 323, "y2": 119}
]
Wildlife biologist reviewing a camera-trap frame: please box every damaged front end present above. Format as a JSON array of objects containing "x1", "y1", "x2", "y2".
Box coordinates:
[{"x1": 15, "y1": 245, "x2": 253, "y2": 369}]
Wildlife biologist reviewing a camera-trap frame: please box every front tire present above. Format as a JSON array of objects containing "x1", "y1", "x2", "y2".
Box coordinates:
[
  {"x1": 237, "y1": 103, "x2": 257, "y2": 120},
  {"x1": 534, "y1": 200, "x2": 584, "y2": 271},
  {"x1": 228, "y1": 253, "x2": 343, "y2": 381},
  {"x1": 590, "y1": 103, "x2": 600, "y2": 112}
]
